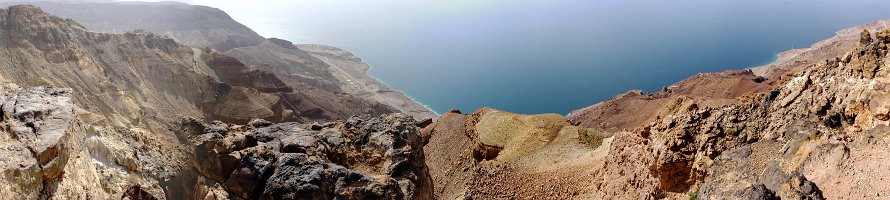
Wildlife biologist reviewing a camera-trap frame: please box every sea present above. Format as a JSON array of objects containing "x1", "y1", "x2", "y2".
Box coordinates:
[{"x1": 209, "y1": 0, "x2": 890, "y2": 115}]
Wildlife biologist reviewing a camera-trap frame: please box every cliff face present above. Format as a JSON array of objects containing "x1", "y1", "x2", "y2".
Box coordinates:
[
  {"x1": 13, "y1": 1, "x2": 438, "y2": 121},
  {"x1": 225, "y1": 39, "x2": 342, "y2": 92},
  {"x1": 0, "y1": 85, "x2": 76, "y2": 199}
]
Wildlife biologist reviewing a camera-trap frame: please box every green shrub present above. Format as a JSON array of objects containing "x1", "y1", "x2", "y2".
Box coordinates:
[{"x1": 726, "y1": 128, "x2": 738, "y2": 137}]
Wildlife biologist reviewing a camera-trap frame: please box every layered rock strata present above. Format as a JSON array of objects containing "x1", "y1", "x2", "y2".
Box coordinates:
[{"x1": 9, "y1": 1, "x2": 438, "y2": 121}]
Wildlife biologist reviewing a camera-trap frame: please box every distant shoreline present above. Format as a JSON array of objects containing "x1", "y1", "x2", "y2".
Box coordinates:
[
  {"x1": 297, "y1": 43, "x2": 440, "y2": 119},
  {"x1": 746, "y1": 52, "x2": 783, "y2": 76},
  {"x1": 363, "y1": 62, "x2": 442, "y2": 116}
]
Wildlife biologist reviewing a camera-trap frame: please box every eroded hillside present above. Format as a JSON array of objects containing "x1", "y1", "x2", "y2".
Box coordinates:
[
  {"x1": 0, "y1": 5, "x2": 394, "y2": 198},
  {"x1": 11, "y1": 1, "x2": 438, "y2": 121}
]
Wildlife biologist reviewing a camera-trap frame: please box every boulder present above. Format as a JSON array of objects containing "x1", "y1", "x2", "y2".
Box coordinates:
[{"x1": 0, "y1": 86, "x2": 75, "y2": 199}]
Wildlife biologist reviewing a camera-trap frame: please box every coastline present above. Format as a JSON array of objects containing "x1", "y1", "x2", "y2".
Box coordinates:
[
  {"x1": 364, "y1": 69, "x2": 442, "y2": 115},
  {"x1": 747, "y1": 51, "x2": 784, "y2": 76},
  {"x1": 391, "y1": 87, "x2": 442, "y2": 115},
  {"x1": 568, "y1": 21, "x2": 887, "y2": 124},
  {"x1": 351, "y1": 56, "x2": 441, "y2": 115},
  {"x1": 296, "y1": 44, "x2": 440, "y2": 120},
  {"x1": 748, "y1": 19, "x2": 890, "y2": 77},
  {"x1": 304, "y1": 19, "x2": 890, "y2": 121}
]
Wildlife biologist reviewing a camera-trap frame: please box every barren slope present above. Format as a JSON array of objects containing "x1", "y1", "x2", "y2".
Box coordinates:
[{"x1": 422, "y1": 108, "x2": 611, "y2": 199}]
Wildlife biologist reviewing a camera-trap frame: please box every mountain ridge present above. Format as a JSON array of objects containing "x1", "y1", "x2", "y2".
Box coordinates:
[
  {"x1": 0, "y1": 4, "x2": 396, "y2": 198},
  {"x1": 7, "y1": 1, "x2": 438, "y2": 121}
]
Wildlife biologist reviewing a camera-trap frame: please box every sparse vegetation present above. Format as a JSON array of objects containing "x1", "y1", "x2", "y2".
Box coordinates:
[
  {"x1": 579, "y1": 128, "x2": 611, "y2": 148},
  {"x1": 726, "y1": 128, "x2": 738, "y2": 137},
  {"x1": 688, "y1": 186, "x2": 699, "y2": 200}
]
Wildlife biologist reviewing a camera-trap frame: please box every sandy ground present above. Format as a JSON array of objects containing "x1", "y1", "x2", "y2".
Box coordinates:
[
  {"x1": 803, "y1": 137, "x2": 890, "y2": 199},
  {"x1": 424, "y1": 109, "x2": 614, "y2": 199}
]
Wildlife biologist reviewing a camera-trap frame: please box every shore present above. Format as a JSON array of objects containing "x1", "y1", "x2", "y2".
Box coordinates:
[
  {"x1": 297, "y1": 44, "x2": 439, "y2": 121},
  {"x1": 567, "y1": 19, "x2": 890, "y2": 132},
  {"x1": 748, "y1": 19, "x2": 890, "y2": 77}
]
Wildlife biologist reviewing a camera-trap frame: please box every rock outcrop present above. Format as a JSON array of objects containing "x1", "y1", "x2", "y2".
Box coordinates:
[
  {"x1": 0, "y1": 85, "x2": 78, "y2": 199},
  {"x1": 167, "y1": 114, "x2": 433, "y2": 200},
  {"x1": 589, "y1": 28, "x2": 890, "y2": 199}
]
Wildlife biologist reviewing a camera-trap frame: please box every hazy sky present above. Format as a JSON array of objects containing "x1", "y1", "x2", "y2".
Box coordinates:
[{"x1": 134, "y1": 0, "x2": 553, "y2": 44}]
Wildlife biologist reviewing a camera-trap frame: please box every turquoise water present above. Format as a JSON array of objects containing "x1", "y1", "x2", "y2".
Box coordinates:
[{"x1": 210, "y1": 0, "x2": 890, "y2": 115}]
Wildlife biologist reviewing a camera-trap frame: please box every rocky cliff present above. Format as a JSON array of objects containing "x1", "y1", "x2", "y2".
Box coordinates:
[
  {"x1": 0, "y1": 85, "x2": 77, "y2": 199},
  {"x1": 0, "y1": 4, "x2": 394, "y2": 199}
]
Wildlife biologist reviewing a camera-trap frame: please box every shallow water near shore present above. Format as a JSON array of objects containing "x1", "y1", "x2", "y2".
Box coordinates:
[{"x1": 211, "y1": 0, "x2": 890, "y2": 115}]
